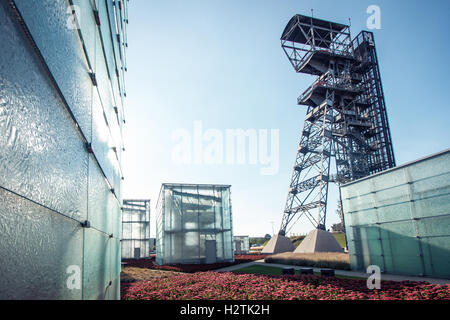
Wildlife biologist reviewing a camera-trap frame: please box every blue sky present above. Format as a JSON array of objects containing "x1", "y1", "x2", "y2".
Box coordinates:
[{"x1": 122, "y1": 0, "x2": 450, "y2": 237}]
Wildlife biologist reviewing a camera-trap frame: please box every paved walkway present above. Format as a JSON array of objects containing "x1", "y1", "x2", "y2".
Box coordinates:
[{"x1": 215, "y1": 260, "x2": 450, "y2": 285}]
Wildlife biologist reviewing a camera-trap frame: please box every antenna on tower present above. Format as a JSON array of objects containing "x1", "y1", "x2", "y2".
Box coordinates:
[{"x1": 269, "y1": 221, "x2": 275, "y2": 236}]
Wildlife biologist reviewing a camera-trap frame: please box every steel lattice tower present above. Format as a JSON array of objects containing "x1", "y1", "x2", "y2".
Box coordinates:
[{"x1": 279, "y1": 15, "x2": 395, "y2": 236}]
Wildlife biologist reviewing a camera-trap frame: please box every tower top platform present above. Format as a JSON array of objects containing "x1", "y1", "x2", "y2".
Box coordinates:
[
  {"x1": 281, "y1": 14, "x2": 353, "y2": 74},
  {"x1": 281, "y1": 14, "x2": 349, "y2": 46}
]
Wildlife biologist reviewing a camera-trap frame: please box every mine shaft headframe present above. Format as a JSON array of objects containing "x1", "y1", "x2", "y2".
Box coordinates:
[{"x1": 280, "y1": 14, "x2": 353, "y2": 75}]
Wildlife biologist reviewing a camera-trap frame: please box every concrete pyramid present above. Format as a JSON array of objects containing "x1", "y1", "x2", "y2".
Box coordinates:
[
  {"x1": 294, "y1": 229, "x2": 343, "y2": 253},
  {"x1": 261, "y1": 234, "x2": 295, "y2": 254}
]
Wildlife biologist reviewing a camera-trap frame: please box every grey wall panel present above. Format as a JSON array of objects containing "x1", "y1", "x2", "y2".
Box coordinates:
[
  {"x1": 13, "y1": 0, "x2": 94, "y2": 140},
  {"x1": 98, "y1": 0, "x2": 123, "y2": 118},
  {"x1": 106, "y1": 0, "x2": 125, "y2": 111},
  {"x1": 0, "y1": 0, "x2": 127, "y2": 299},
  {"x1": 13, "y1": 0, "x2": 123, "y2": 198},
  {"x1": 88, "y1": 156, "x2": 116, "y2": 234},
  {"x1": 110, "y1": 238, "x2": 121, "y2": 280},
  {"x1": 91, "y1": 90, "x2": 122, "y2": 197},
  {"x1": 0, "y1": 188, "x2": 84, "y2": 300},
  {"x1": 82, "y1": 228, "x2": 110, "y2": 300},
  {"x1": 0, "y1": 1, "x2": 88, "y2": 221}
]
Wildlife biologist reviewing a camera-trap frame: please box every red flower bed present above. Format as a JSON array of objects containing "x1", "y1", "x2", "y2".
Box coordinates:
[
  {"x1": 122, "y1": 272, "x2": 450, "y2": 300},
  {"x1": 122, "y1": 255, "x2": 267, "y2": 273},
  {"x1": 235, "y1": 254, "x2": 267, "y2": 261}
]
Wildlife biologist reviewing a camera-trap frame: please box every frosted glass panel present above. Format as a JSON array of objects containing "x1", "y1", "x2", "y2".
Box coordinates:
[
  {"x1": 0, "y1": 188, "x2": 83, "y2": 300},
  {"x1": 234, "y1": 236, "x2": 250, "y2": 254},
  {"x1": 0, "y1": 2, "x2": 88, "y2": 221},
  {"x1": 0, "y1": 0, "x2": 127, "y2": 299},
  {"x1": 106, "y1": 0, "x2": 125, "y2": 108},
  {"x1": 91, "y1": 90, "x2": 122, "y2": 195},
  {"x1": 89, "y1": 157, "x2": 113, "y2": 233},
  {"x1": 110, "y1": 238, "x2": 121, "y2": 281},
  {"x1": 98, "y1": 0, "x2": 123, "y2": 121},
  {"x1": 342, "y1": 150, "x2": 450, "y2": 279},
  {"x1": 83, "y1": 229, "x2": 110, "y2": 300},
  {"x1": 14, "y1": 0, "x2": 94, "y2": 139}
]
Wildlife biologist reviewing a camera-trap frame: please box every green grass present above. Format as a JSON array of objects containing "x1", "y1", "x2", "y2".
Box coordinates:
[
  {"x1": 265, "y1": 252, "x2": 350, "y2": 270},
  {"x1": 232, "y1": 264, "x2": 365, "y2": 280},
  {"x1": 233, "y1": 265, "x2": 295, "y2": 276},
  {"x1": 291, "y1": 236, "x2": 305, "y2": 248},
  {"x1": 289, "y1": 233, "x2": 347, "y2": 249},
  {"x1": 332, "y1": 233, "x2": 347, "y2": 248}
]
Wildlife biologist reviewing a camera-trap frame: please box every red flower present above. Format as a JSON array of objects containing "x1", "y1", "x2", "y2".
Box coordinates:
[{"x1": 121, "y1": 271, "x2": 450, "y2": 300}]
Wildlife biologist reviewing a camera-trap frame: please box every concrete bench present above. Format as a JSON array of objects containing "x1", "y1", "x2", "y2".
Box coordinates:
[
  {"x1": 282, "y1": 267, "x2": 295, "y2": 275},
  {"x1": 321, "y1": 269, "x2": 335, "y2": 277},
  {"x1": 300, "y1": 268, "x2": 314, "y2": 275}
]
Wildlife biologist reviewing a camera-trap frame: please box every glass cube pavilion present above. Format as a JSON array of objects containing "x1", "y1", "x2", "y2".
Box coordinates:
[
  {"x1": 234, "y1": 236, "x2": 250, "y2": 254},
  {"x1": 156, "y1": 184, "x2": 234, "y2": 265},
  {"x1": 122, "y1": 200, "x2": 151, "y2": 259}
]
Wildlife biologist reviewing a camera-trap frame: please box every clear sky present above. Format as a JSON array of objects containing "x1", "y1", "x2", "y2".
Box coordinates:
[{"x1": 122, "y1": 0, "x2": 450, "y2": 237}]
